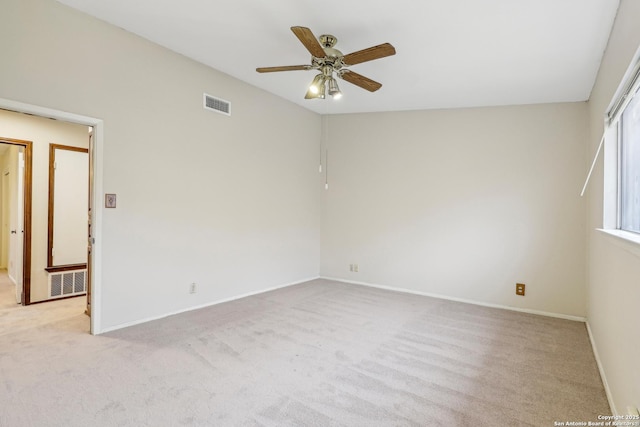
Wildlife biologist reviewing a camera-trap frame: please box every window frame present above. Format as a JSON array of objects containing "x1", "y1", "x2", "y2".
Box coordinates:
[
  {"x1": 617, "y1": 86, "x2": 640, "y2": 234},
  {"x1": 599, "y1": 48, "x2": 640, "y2": 250}
]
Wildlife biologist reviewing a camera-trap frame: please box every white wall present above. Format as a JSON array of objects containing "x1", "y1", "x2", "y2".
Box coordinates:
[
  {"x1": 321, "y1": 103, "x2": 589, "y2": 317},
  {"x1": 0, "y1": 109, "x2": 89, "y2": 302},
  {"x1": 585, "y1": 0, "x2": 640, "y2": 415},
  {"x1": 0, "y1": 0, "x2": 322, "y2": 329}
]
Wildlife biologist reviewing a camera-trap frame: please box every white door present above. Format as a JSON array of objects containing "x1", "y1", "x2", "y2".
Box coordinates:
[
  {"x1": 8, "y1": 150, "x2": 24, "y2": 303},
  {"x1": 1, "y1": 171, "x2": 8, "y2": 269},
  {"x1": 14, "y1": 151, "x2": 24, "y2": 303}
]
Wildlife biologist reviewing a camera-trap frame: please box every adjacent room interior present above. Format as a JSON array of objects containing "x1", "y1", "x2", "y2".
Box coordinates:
[{"x1": 0, "y1": 0, "x2": 638, "y2": 425}]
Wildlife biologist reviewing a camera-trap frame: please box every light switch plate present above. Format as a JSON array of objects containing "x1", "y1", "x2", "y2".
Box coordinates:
[{"x1": 105, "y1": 193, "x2": 117, "y2": 208}]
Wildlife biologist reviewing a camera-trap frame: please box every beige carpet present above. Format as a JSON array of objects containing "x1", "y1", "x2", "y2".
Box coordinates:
[
  {"x1": 0, "y1": 269, "x2": 20, "y2": 309},
  {"x1": 0, "y1": 278, "x2": 609, "y2": 426},
  {"x1": 0, "y1": 270, "x2": 87, "y2": 337}
]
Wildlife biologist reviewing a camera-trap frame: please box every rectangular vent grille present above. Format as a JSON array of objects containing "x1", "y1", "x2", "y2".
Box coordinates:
[
  {"x1": 203, "y1": 93, "x2": 231, "y2": 116},
  {"x1": 48, "y1": 269, "x2": 87, "y2": 299}
]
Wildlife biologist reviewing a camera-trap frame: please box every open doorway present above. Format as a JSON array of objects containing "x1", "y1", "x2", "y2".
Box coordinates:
[
  {"x1": 0, "y1": 138, "x2": 31, "y2": 307},
  {"x1": 0, "y1": 111, "x2": 90, "y2": 308},
  {"x1": 0, "y1": 99, "x2": 102, "y2": 335},
  {"x1": 0, "y1": 107, "x2": 100, "y2": 336},
  {"x1": 0, "y1": 112, "x2": 89, "y2": 310}
]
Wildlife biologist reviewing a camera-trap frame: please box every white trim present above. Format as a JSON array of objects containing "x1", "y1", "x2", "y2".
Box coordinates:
[
  {"x1": 0, "y1": 98, "x2": 102, "y2": 126},
  {"x1": 586, "y1": 321, "x2": 617, "y2": 416},
  {"x1": 90, "y1": 121, "x2": 104, "y2": 335},
  {"x1": 606, "y1": 44, "x2": 640, "y2": 125},
  {"x1": 0, "y1": 97, "x2": 104, "y2": 335},
  {"x1": 321, "y1": 276, "x2": 587, "y2": 322},
  {"x1": 602, "y1": 124, "x2": 619, "y2": 229},
  {"x1": 99, "y1": 276, "x2": 320, "y2": 334}
]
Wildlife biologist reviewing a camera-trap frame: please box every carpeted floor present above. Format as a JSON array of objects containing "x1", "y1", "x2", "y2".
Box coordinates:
[
  {"x1": 0, "y1": 269, "x2": 87, "y2": 337},
  {"x1": 0, "y1": 269, "x2": 21, "y2": 309},
  {"x1": 0, "y1": 278, "x2": 609, "y2": 426}
]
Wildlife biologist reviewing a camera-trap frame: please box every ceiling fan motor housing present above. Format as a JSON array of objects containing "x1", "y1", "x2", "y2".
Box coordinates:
[{"x1": 311, "y1": 34, "x2": 344, "y2": 72}]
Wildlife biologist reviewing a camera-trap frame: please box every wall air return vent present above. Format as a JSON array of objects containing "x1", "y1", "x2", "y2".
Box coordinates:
[
  {"x1": 203, "y1": 93, "x2": 231, "y2": 116},
  {"x1": 48, "y1": 269, "x2": 87, "y2": 299}
]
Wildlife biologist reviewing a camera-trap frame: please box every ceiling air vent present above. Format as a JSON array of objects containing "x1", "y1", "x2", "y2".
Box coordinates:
[{"x1": 203, "y1": 93, "x2": 231, "y2": 116}]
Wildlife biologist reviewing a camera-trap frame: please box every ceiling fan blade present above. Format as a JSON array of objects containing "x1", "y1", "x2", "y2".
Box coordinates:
[
  {"x1": 342, "y1": 43, "x2": 396, "y2": 66},
  {"x1": 291, "y1": 26, "x2": 326, "y2": 58},
  {"x1": 256, "y1": 65, "x2": 310, "y2": 73},
  {"x1": 339, "y1": 70, "x2": 383, "y2": 92}
]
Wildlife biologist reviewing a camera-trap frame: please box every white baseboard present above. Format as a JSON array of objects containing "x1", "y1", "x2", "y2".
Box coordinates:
[
  {"x1": 99, "y1": 276, "x2": 320, "y2": 334},
  {"x1": 586, "y1": 321, "x2": 617, "y2": 416},
  {"x1": 100, "y1": 274, "x2": 586, "y2": 331},
  {"x1": 320, "y1": 276, "x2": 587, "y2": 322}
]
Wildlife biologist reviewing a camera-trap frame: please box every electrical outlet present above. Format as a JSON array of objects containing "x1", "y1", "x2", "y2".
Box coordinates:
[
  {"x1": 353, "y1": 264, "x2": 359, "y2": 272},
  {"x1": 189, "y1": 283, "x2": 197, "y2": 294},
  {"x1": 516, "y1": 283, "x2": 525, "y2": 296}
]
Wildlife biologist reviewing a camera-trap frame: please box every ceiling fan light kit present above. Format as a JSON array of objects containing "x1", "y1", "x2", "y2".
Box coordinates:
[
  {"x1": 327, "y1": 77, "x2": 342, "y2": 99},
  {"x1": 257, "y1": 26, "x2": 395, "y2": 100},
  {"x1": 308, "y1": 73, "x2": 327, "y2": 98}
]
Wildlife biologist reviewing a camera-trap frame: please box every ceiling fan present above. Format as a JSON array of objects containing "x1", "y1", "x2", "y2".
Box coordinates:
[{"x1": 256, "y1": 26, "x2": 396, "y2": 100}]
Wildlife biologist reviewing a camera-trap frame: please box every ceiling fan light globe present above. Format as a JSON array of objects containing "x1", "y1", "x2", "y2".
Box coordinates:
[
  {"x1": 308, "y1": 74, "x2": 325, "y2": 95},
  {"x1": 318, "y1": 82, "x2": 326, "y2": 99},
  {"x1": 305, "y1": 87, "x2": 319, "y2": 99},
  {"x1": 328, "y1": 77, "x2": 342, "y2": 99}
]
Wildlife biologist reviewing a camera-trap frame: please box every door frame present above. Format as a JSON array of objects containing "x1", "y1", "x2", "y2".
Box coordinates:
[
  {"x1": 0, "y1": 98, "x2": 104, "y2": 335},
  {"x1": 0, "y1": 138, "x2": 32, "y2": 304}
]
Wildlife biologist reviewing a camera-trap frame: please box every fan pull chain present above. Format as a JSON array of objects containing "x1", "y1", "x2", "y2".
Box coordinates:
[
  {"x1": 325, "y1": 148, "x2": 329, "y2": 190},
  {"x1": 319, "y1": 139, "x2": 323, "y2": 173},
  {"x1": 320, "y1": 115, "x2": 328, "y2": 173}
]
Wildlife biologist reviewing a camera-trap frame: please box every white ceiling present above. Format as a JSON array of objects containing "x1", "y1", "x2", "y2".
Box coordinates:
[{"x1": 56, "y1": 0, "x2": 619, "y2": 115}]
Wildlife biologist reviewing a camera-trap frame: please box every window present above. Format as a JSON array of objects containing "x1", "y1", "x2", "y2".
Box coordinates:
[
  {"x1": 599, "y1": 50, "x2": 640, "y2": 240},
  {"x1": 620, "y1": 88, "x2": 640, "y2": 233}
]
